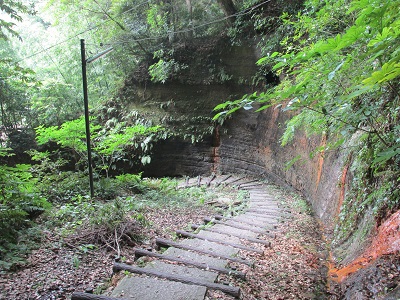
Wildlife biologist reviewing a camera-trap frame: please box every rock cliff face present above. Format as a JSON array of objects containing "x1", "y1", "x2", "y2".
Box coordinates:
[
  {"x1": 120, "y1": 36, "x2": 398, "y2": 297},
  {"x1": 144, "y1": 99, "x2": 343, "y2": 227},
  {"x1": 128, "y1": 37, "x2": 343, "y2": 228},
  {"x1": 217, "y1": 107, "x2": 345, "y2": 227}
]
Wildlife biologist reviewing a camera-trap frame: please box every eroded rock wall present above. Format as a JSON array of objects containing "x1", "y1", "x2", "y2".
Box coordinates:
[
  {"x1": 217, "y1": 107, "x2": 344, "y2": 227},
  {"x1": 125, "y1": 37, "x2": 344, "y2": 227},
  {"x1": 144, "y1": 99, "x2": 344, "y2": 227}
]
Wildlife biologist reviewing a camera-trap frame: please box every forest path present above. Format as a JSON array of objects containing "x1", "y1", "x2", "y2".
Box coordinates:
[{"x1": 71, "y1": 175, "x2": 288, "y2": 300}]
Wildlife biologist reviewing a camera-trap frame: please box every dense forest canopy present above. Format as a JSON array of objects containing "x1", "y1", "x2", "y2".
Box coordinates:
[{"x1": 0, "y1": 0, "x2": 399, "y2": 285}]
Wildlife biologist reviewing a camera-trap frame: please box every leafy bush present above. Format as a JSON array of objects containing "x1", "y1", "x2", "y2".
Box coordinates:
[
  {"x1": 89, "y1": 197, "x2": 131, "y2": 230},
  {"x1": 0, "y1": 149, "x2": 51, "y2": 267},
  {"x1": 35, "y1": 116, "x2": 168, "y2": 178},
  {"x1": 114, "y1": 173, "x2": 147, "y2": 194},
  {"x1": 35, "y1": 170, "x2": 90, "y2": 203}
]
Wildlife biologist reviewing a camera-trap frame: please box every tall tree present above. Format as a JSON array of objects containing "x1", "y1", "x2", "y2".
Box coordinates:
[
  {"x1": 0, "y1": 1, "x2": 36, "y2": 134},
  {"x1": 0, "y1": 0, "x2": 32, "y2": 40},
  {"x1": 185, "y1": 0, "x2": 193, "y2": 36},
  {"x1": 216, "y1": 0, "x2": 237, "y2": 23}
]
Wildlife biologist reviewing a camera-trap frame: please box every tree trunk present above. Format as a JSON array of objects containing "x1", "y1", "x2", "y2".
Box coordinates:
[
  {"x1": 185, "y1": 0, "x2": 194, "y2": 37},
  {"x1": 185, "y1": 0, "x2": 192, "y2": 17},
  {"x1": 216, "y1": 0, "x2": 237, "y2": 24}
]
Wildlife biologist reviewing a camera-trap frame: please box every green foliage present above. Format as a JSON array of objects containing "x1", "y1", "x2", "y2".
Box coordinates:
[
  {"x1": 334, "y1": 138, "x2": 397, "y2": 246},
  {"x1": 114, "y1": 173, "x2": 145, "y2": 194},
  {"x1": 34, "y1": 116, "x2": 167, "y2": 177},
  {"x1": 148, "y1": 49, "x2": 188, "y2": 83},
  {"x1": 94, "y1": 121, "x2": 165, "y2": 175},
  {"x1": 89, "y1": 197, "x2": 129, "y2": 230},
  {"x1": 72, "y1": 256, "x2": 80, "y2": 269},
  {"x1": 0, "y1": 150, "x2": 51, "y2": 217},
  {"x1": 0, "y1": 41, "x2": 37, "y2": 132},
  {"x1": 36, "y1": 116, "x2": 100, "y2": 155},
  {"x1": 38, "y1": 170, "x2": 90, "y2": 203},
  {"x1": 40, "y1": 175, "x2": 214, "y2": 251},
  {"x1": 213, "y1": 92, "x2": 261, "y2": 124},
  {"x1": 48, "y1": 195, "x2": 95, "y2": 232},
  {"x1": 0, "y1": 2, "x2": 39, "y2": 140},
  {"x1": 0, "y1": 0, "x2": 33, "y2": 40},
  {"x1": 0, "y1": 148, "x2": 51, "y2": 266},
  {"x1": 13, "y1": 0, "x2": 229, "y2": 122},
  {"x1": 146, "y1": 2, "x2": 169, "y2": 35},
  {"x1": 227, "y1": 0, "x2": 303, "y2": 47},
  {"x1": 149, "y1": 58, "x2": 178, "y2": 83},
  {"x1": 30, "y1": 79, "x2": 80, "y2": 127},
  {"x1": 0, "y1": 225, "x2": 42, "y2": 270}
]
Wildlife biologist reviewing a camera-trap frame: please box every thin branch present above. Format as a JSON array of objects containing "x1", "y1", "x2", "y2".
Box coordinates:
[
  {"x1": 388, "y1": 82, "x2": 400, "y2": 99},
  {"x1": 362, "y1": 111, "x2": 389, "y2": 147},
  {"x1": 301, "y1": 105, "x2": 374, "y2": 134},
  {"x1": 114, "y1": 228, "x2": 121, "y2": 258},
  {"x1": 92, "y1": 0, "x2": 126, "y2": 31}
]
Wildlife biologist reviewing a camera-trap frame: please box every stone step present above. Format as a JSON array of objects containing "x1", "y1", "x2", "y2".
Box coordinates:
[
  {"x1": 95, "y1": 175, "x2": 285, "y2": 300},
  {"x1": 176, "y1": 230, "x2": 263, "y2": 254},
  {"x1": 191, "y1": 224, "x2": 272, "y2": 246},
  {"x1": 163, "y1": 247, "x2": 226, "y2": 269},
  {"x1": 200, "y1": 223, "x2": 260, "y2": 238},
  {"x1": 134, "y1": 248, "x2": 246, "y2": 279},
  {"x1": 111, "y1": 274, "x2": 208, "y2": 299},
  {"x1": 224, "y1": 215, "x2": 278, "y2": 229},
  {"x1": 248, "y1": 201, "x2": 280, "y2": 207},
  {"x1": 239, "y1": 213, "x2": 279, "y2": 222},
  {"x1": 204, "y1": 217, "x2": 271, "y2": 235},
  {"x1": 156, "y1": 238, "x2": 252, "y2": 266},
  {"x1": 114, "y1": 262, "x2": 241, "y2": 298}
]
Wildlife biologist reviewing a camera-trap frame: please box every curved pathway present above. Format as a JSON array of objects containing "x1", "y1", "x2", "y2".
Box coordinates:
[{"x1": 71, "y1": 175, "x2": 289, "y2": 300}]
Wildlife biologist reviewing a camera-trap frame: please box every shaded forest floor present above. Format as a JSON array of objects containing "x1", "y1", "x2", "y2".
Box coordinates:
[
  {"x1": 0, "y1": 204, "x2": 216, "y2": 299},
  {"x1": 1, "y1": 181, "x2": 330, "y2": 300}
]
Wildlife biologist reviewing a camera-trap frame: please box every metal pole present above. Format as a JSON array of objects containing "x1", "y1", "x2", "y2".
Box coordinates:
[
  {"x1": 80, "y1": 39, "x2": 95, "y2": 198},
  {"x1": 86, "y1": 46, "x2": 114, "y2": 64}
]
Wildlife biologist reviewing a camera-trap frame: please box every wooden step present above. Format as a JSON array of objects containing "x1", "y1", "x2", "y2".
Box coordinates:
[{"x1": 215, "y1": 174, "x2": 232, "y2": 186}]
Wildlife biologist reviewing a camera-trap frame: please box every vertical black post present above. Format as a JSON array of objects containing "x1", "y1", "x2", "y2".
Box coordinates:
[{"x1": 80, "y1": 39, "x2": 95, "y2": 198}]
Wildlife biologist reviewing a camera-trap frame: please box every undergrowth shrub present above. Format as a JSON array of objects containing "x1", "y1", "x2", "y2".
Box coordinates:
[
  {"x1": 0, "y1": 149, "x2": 51, "y2": 270},
  {"x1": 114, "y1": 173, "x2": 147, "y2": 194}
]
